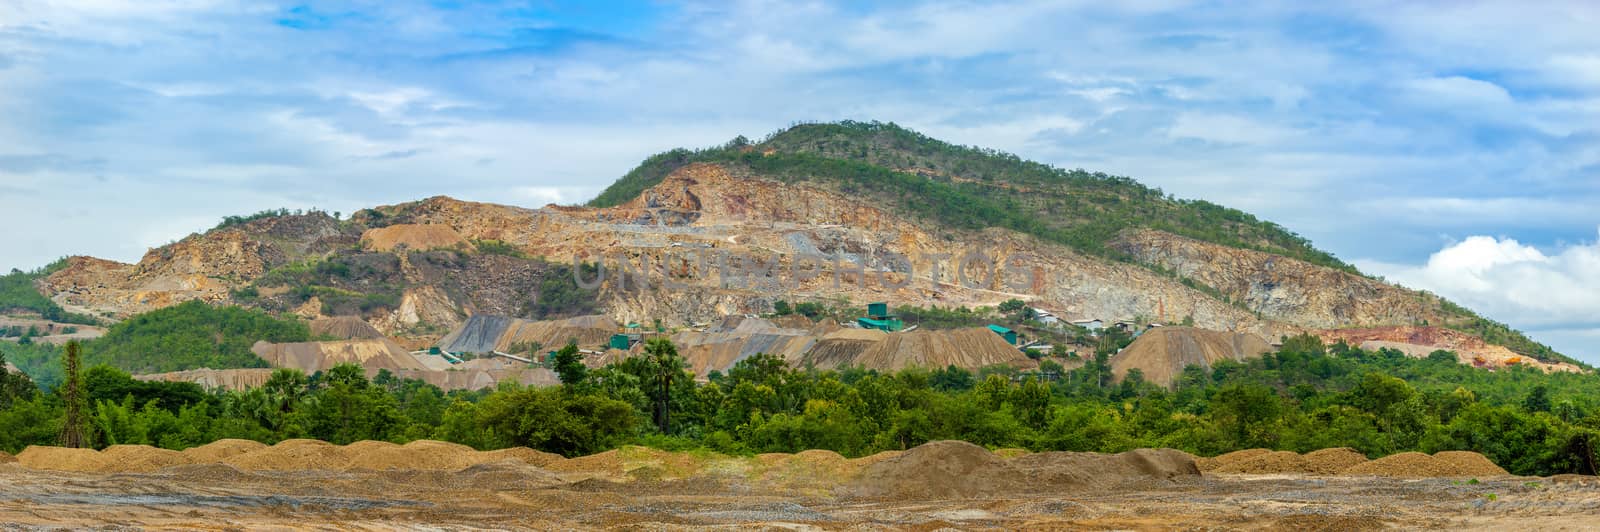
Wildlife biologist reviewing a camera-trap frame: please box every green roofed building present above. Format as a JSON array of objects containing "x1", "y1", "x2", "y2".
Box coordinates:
[
  {"x1": 858, "y1": 317, "x2": 904, "y2": 332},
  {"x1": 987, "y1": 324, "x2": 1017, "y2": 345}
]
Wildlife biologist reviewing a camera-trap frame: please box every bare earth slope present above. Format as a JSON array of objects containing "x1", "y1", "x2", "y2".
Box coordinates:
[{"x1": 1110, "y1": 326, "x2": 1273, "y2": 385}]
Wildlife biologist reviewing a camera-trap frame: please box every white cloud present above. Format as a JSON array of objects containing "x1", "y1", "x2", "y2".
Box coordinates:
[
  {"x1": 1167, "y1": 112, "x2": 1299, "y2": 145},
  {"x1": 1359, "y1": 231, "x2": 1600, "y2": 337},
  {"x1": 1402, "y1": 76, "x2": 1514, "y2": 108}
]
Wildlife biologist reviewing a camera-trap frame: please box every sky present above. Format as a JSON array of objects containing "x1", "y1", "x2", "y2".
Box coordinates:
[{"x1": 0, "y1": 1, "x2": 1597, "y2": 361}]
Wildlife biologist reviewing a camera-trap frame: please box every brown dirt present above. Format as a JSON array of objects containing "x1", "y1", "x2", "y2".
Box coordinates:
[
  {"x1": 180, "y1": 439, "x2": 268, "y2": 462},
  {"x1": 1195, "y1": 448, "x2": 1271, "y2": 471},
  {"x1": 1434, "y1": 451, "x2": 1510, "y2": 476},
  {"x1": 478, "y1": 447, "x2": 564, "y2": 467},
  {"x1": 0, "y1": 451, "x2": 13, "y2": 464},
  {"x1": 1110, "y1": 327, "x2": 1272, "y2": 386},
  {"x1": 223, "y1": 439, "x2": 351, "y2": 471},
  {"x1": 252, "y1": 338, "x2": 427, "y2": 374},
  {"x1": 808, "y1": 328, "x2": 1036, "y2": 372},
  {"x1": 1, "y1": 440, "x2": 1595, "y2": 529},
  {"x1": 1341, "y1": 452, "x2": 1464, "y2": 477},
  {"x1": 310, "y1": 316, "x2": 386, "y2": 340},
  {"x1": 1304, "y1": 447, "x2": 1369, "y2": 475},
  {"x1": 848, "y1": 441, "x2": 1198, "y2": 500},
  {"x1": 100, "y1": 445, "x2": 194, "y2": 473},
  {"x1": 16, "y1": 446, "x2": 112, "y2": 472},
  {"x1": 361, "y1": 224, "x2": 469, "y2": 252},
  {"x1": 1212, "y1": 450, "x2": 1310, "y2": 474}
]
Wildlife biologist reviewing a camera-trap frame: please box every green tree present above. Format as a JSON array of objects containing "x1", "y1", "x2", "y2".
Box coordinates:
[
  {"x1": 59, "y1": 341, "x2": 90, "y2": 448},
  {"x1": 553, "y1": 342, "x2": 587, "y2": 387}
]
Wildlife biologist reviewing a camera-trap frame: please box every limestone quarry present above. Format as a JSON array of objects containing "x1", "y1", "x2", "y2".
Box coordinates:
[{"x1": 30, "y1": 160, "x2": 1579, "y2": 381}]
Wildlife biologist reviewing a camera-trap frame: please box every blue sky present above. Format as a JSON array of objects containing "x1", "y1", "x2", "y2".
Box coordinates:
[{"x1": 1, "y1": 1, "x2": 1597, "y2": 361}]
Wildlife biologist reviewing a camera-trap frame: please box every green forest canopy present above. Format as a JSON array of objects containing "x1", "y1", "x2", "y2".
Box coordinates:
[
  {"x1": 2, "y1": 300, "x2": 309, "y2": 386},
  {"x1": 3, "y1": 335, "x2": 1600, "y2": 478}
]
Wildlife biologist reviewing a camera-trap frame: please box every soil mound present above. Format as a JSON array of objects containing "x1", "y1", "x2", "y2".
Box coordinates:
[
  {"x1": 16, "y1": 446, "x2": 112, "y2": 472},
  {"x1": 1010, "y1": 448, "x2": 1201, "y2": 488},
  {"x1": 181, "y1": 439, "x2": 268, "y2": 462},
  {"x1": 311, "y1": 316, "x2": 386, "y2": 340},
  {"x1": 1433, "y1": 451, "x2": 1509, "y2": 476},
  {"x1": 458, "y1": 460, "x2": 567, "y2": 490},
  {"x1": 848, "y1": 440, "x2": 1017, "y2": 499},
  {"x1": 252, "y1": 338, "x2": 426, "y2": 373},
  {"x1": 223, "y1": 439, "x2": 351, "y2": 471},
  {"x1": 1304, "y1": 448, "x2": 1369, "y2": 475},
  {"x1": 100, "y1": 445, "x2": 194, "y2": 473},
  {"x1": 1111, "y1": 327, "x2": 1271, "y2": 386},
  {"x1": 1341, "y1": 452, "x2": 1463, "y2": 477},
  {"x1": 345, "y1": 440, "x2": 482, "y2": 471},
  {"x1": 1195, "y1": 448, "x2": 1271, "y2": 471},
  {"x1": 478, "y1": 447, "x2": 564, "y2": 467},
  {"x1": 361, "y1": 224, "x2": 469, "y2": 252},
  {"x1": 806, "y1": 328, "x2": 1034, "y2": 372},
  {"x1": 438, "y1": 314, "x2": 618, "y2": 354},
  {"x1": 144, "y1": 463, "x2": 260, "y2": 483},
  {"x1": 0, "y1": 451, "x2": 13, "y2": 464},
  {"x1": 1212, "y1": 450, "x2": 1308, "y2": 474}
]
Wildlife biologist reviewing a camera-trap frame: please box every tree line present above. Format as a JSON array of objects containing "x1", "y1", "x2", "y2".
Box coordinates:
[{"x1": 3, "y1": 334, "x2": 1599, "y2": 476}]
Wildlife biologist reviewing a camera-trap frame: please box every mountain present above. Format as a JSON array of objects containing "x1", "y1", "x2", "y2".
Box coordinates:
[{"x1": 19, "y1": 121, "x2": 1579, "y2": 369}]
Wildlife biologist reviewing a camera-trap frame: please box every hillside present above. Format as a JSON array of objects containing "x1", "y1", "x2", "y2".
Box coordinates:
[{"x1": 12, "y1": 121, "x2": 1576, "y2": 370}]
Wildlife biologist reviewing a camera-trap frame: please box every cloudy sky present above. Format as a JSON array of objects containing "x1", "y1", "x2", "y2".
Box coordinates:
[{"x1": 1, "y1": 1, "x2": 1597, "y2": 361}]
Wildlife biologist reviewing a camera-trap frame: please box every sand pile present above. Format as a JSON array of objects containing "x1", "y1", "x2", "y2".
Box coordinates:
[
  {"x1": 1212, "y1": 450, "x2": 1310, "y2": 474},
  {"x1": 849, "y1": 441, "x2": 1020, "y2": 499},
  {"x1": 0, "y1": 451, "x2": 14, "y2": 464},
  {"x1": 346, "y1": 440, "x2": 490, "y2": 471},
  {"x1": 311, "y1": 316, "x2": 386, "y2": 340},
  {"x1": 1110, "y1": 327, "x2": 1271, "y2": 386},
  {"x1": 1305, "y1": 448, "x2": 1369, "y2": 475},
  {"x1": 1433, "y1": 451, "x2": 1510, "y2": 476},
  {"x1": 850, "y1": 441, "x2": 1200, "y2": 500},
  {"x1": 1342, "y1": 452, "x2": 1463, "y2": 478},
  {"x1": 181, "y1": 439, "x2": 269, "y2": 462},
  {"x1": 805, "y1": 328, "x2": 1034, "y2": 372},
  {"x1": 361, "y1": 224, "x2": 469, "y2": 252},
  {"x1": 478, "y1": 447, "x2": 564, "y2": 467},
  {"x1": 252, "y1": 338, "x2": 427, "y2": 374},
  {"x1": 1195, "y1": 448, "x2": 1271, "y2": 472},
  {"x1": 1011, "y1": 448, "x2": 1201, "y2": 488},
  {"x1": 223, "y1": 439, "x2": 352, "y2": 471},
  {"x1": 438, "y1": 314, "x2": 618, "y2": 355},
  {"x1": 16, "y1": 446, "x2": 113, "y2": 472},
  {"x1": 668, "y1": 329, "x2": 818, "y2": 377},
  {"x1": 100, "y1": 445, "x2": 194, "y2": 473}
]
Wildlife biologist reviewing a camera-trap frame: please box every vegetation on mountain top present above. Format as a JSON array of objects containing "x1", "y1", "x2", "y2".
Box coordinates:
[
  {"x1": 590, "y1": 121, "x2": 1353, "y2": 272},
  {"x1": 0, "y1": 260, "x2": 100, "y2": 325},
  {"x1": 1, "y1": 301, "x2": 307, "y2": 386}
]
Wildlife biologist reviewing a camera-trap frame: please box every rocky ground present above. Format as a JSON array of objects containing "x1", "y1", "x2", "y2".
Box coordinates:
[{"x1": 1, "y1": 441, "x2": 1596, "y2": 530}]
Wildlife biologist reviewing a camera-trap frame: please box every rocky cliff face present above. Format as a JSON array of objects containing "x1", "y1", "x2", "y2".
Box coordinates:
[
  {"x1": 1110, "y1": 229, "x2": 1445, "y2": 329},
  {"x1": 35, "y1": 162, "x2": 1524, "y2": 359}
]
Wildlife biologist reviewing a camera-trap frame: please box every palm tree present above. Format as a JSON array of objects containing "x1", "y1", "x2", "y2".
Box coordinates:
[{"x1": 643, "y1": 338, "x2": 685, "y2": 434}]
